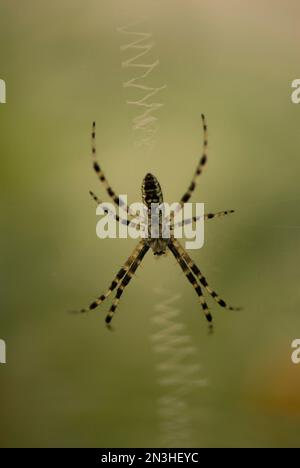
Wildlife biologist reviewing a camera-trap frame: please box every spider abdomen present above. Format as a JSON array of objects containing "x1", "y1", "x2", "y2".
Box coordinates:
[{"x1": 142, "y1": 173, "x2": 163, "y2": 207}]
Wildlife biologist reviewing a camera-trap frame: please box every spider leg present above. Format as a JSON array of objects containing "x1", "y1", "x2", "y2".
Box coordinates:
[
  {"x1": 203, "y1": 209, "x2": 235, "y2": 221},
  {"x1": 76, "y1": 240, "x2": 146, "y2": 313},
  {"x1": 91, "y1": 121, "x2": 132, "y2": 216},
  {"x1": 166, "y1": 114, "x2": 208, "y2": 227},
  {"x1": 89, "y1": 190, "x2": 144, "y2": 231},
  {"x1": 168, "y1": 239, "x2": 212, "y2": 324},
  {"x1": 105, "y1": 243, "x2": 149, "y2": 324},
  {"x1": 171, "y1": 209, "x2": 235, "y2": 229},
  {"x1": 172, "y1": 238, "x2": 241, "y2": 311},
  {"x1": 179, "y1": 113, "x2": 208, "y2": 206}
]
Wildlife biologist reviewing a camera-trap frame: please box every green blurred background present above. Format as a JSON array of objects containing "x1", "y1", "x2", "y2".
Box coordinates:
[{"x1": 1, "y1": 0, "x2": 300, "y2": 448}]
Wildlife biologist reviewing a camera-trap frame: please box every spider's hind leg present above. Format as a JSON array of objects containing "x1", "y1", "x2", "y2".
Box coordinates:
[
  {"x1": 168, "y1": 239, "x2": 213, "y2": 325},
  {"x1": 74, "y1": 240, "x2": 146, "y2": 314},
  {"x1": 105, "y1": 243, "x2": 149, "y2": 324},
  {"x1": 172, "y1": 239, "x2": 241, "y2": 312}
]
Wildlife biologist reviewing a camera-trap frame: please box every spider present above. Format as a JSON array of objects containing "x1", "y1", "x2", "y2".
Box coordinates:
[{"x1": 75, "y1": 114, "x2": 240, "y2": 326}]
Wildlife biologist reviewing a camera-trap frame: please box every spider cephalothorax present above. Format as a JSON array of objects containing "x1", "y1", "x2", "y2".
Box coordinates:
[{"x1": 75, "y1": 115, "x2": 240, "y2": 326}]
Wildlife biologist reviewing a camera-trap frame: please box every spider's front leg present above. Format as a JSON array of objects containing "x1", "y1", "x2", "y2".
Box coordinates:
[
  {"x1": 91, "y1": 122, "x2": 139, "y2": 219},
  {"x1": 178, "y1": 113, "x2": 208, "y2": 207},
  {"x1": 167, "y1": 113, "x2": 209, "y2": 227},
  {"x1": 91, "y1": 122, "x2": 128, "y2": 214}
]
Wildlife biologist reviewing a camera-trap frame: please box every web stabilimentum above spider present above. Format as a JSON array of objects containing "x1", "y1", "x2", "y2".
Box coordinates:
[{"x1": 73, "y1": 114, "x2": 241, "y2": 327}]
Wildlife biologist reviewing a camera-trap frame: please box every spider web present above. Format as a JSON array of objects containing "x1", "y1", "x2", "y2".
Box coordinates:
[
  {"x1": 117, "y1": 17, "x2": 208, "y2": 447},
  {"x1": 117, "y1": 18, "x2": 166, "y2": 151},
  {"x1": 151, "y1": 288, "x2": 208, "y2": 447}
]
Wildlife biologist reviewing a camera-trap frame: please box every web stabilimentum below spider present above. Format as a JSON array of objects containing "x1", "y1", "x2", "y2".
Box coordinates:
[{"x1": 74, "y1": 114, "x2": 240, "y2": 326}]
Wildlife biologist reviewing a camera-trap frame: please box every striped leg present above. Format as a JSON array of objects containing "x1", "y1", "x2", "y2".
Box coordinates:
[
  {"x1": 203, "y1": 210, "x2": 235, "y2": 221},
  {"x1": 167, "y1": 114, "x2": 208, "y2": 227},
  {"x1": 171, "y1": 209, "x2": 235, "y2": 229},
  {"x1": 76, "y1": 240, "x2": 146, "y2": 313},
  {"x1": 91, "y1": 121, "x2": 131, "y2": 215},
  {"x1": 179, "y1": 113, "x2": 208, "y2": 206},
  {"x1": 89, "y1": 190, "x2": 144, "y2": 231},
  {"x1": 172, "y1": 238, "x2": 241, "y2": 311},
  {"x1": 105, "y1": 243, "x2": 149, "y2": 324},
  {"x1": 168, "y1": 239, "x2": 212, "y2": 323}
]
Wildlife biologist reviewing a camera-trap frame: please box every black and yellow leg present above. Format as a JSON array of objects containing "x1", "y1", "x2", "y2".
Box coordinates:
[
  {"x1": 89, "y1": 189, "x2": 143, "y2": 229},
  {"x1": 172, "y1": 239, "x2": 241, "y2": 312},
  {"x1": 91, "y1": 121, "x2": 130, "y2": 214},
  {"x1": 168, "y1": 240, "x2": 212, "y2": 323},
  {"x1": 105, "y1": 243, "x2": 149, "y2": 324},
  {"x1": 77, "y1": 240, "x2": 146, "y2": 313},
  {"x1": 170, "y1": 209, "x2": 235, "y2": 230},
  {"x1": 166, "y1": 114, "x2": 209, "y2": 228},
  {"x1": 179, "y1": 114, "x2": 208, "y2": 206}
]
